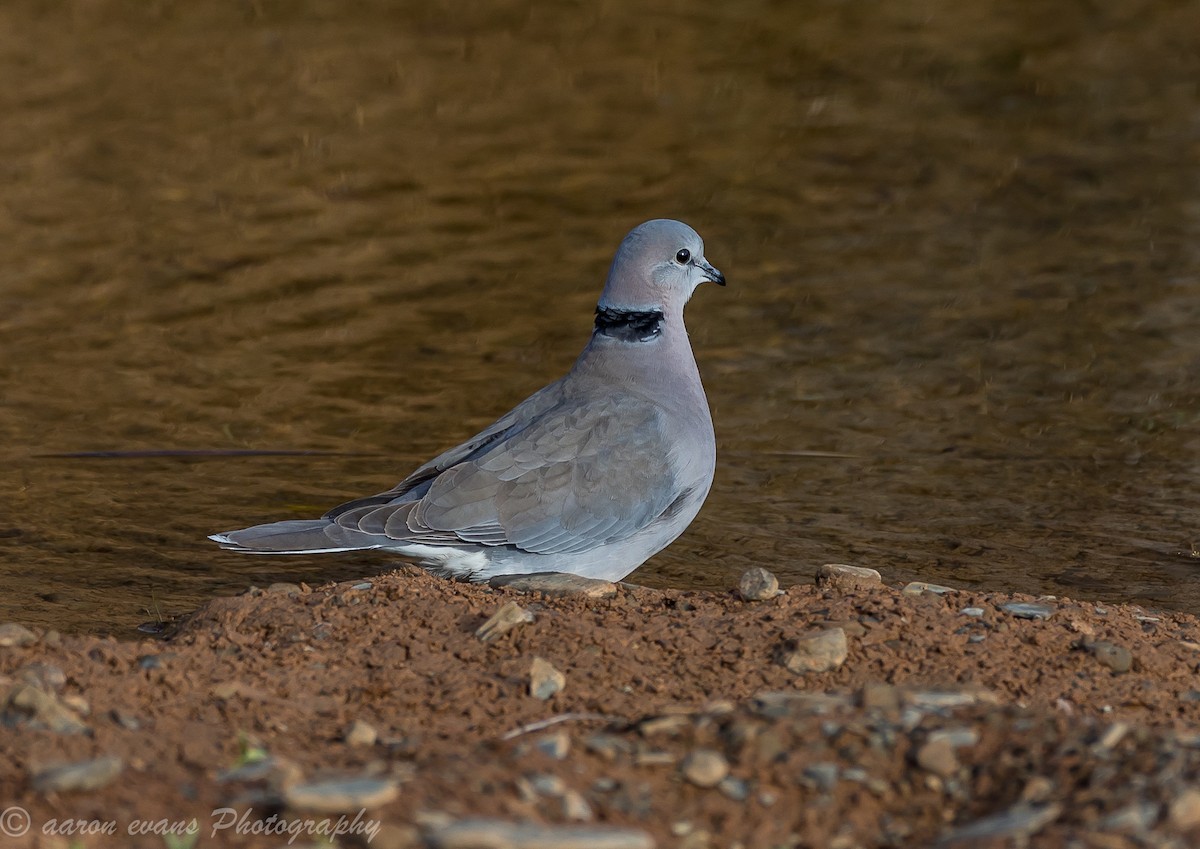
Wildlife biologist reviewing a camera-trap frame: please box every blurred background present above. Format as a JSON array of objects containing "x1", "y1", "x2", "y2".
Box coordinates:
[{"x1": 1, "y1": 0, "x2": 1198, "y2": 633}]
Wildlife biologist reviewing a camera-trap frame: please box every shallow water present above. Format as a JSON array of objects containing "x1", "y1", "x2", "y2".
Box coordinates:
[{"x1": 2, "y1": 0, "x2": 1198, "y2": 634}]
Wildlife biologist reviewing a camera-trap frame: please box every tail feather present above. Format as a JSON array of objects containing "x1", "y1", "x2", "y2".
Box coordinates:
[{"x1": 208, "y1": 519, "x2": 380, "y2": 555}]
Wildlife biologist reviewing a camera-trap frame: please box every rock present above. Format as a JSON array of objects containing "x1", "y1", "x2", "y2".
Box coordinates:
[
  {"x1": 1001, "y1": 601, "x2": 1055, "y2": 620},
  {"x1": 936, "y1": 803, "x2": 1062, "y2": 846},
  {"x1": 283, "y1": 777, "x2": 399, "y2": 811},
  {"x1": 344, "y1": 718, "x2": 378, "y2": 747},
  {"x1": 1095, "y1": 722, "x2": 1130, "y2": 751},
  {"x1": 475, "y1": 601, "x2": 535, "y2": 643},
  {"x1": 32, "y1": 755, "x2": 124, "y2": 793},
  {"x1": 534, "y1": 730, "x2": 571, "y2": 760},
  {"x1": 928, "y1": 728, "x2": 980, "y2": 748},
  {"x1": 815, "y1": 564, "x2": 881, "y2": 591},
  {"x1": 267, "y1": 582, "x2": 304, "y2": 595},
  {"x1": 1169, "y1": 787, "x2": 1200, "y2": 830},
  {"x1": 916, "y1": 738, "x2": 959, "y2": 778},
  {"x1": 3, "y1": 684, "x2": 89, "y2": 734},
  {"x1": 529, "y1": 657, "x2": 565, "y2": 700},
  {"x1": 1090, "y1": 641, "x2": 1133, "y2": 674},
  {"x1": 0, "y1": 623, "x2": 37, "y2": 648},
  {"x1": 1099, "y1": 801, "x2": 1160, "y2": 833},
  {"x1": 18, "y1": 662, "x2": 66, "y2": 691},
  {"x1": 738, "y1": 567, "x2": 780, "y2": 600},
  {"x1": 801, "y1": 763, "x2": 839, "y2": 792},
  {"x1": 959, "y1": 607, "x2": 985, "y2": 617},
  {"x1": 489, "y1": 573, "x2": 618, "y2": 599},
  {"x1": 904, "y1": 686, "x2": 1001, "y2": 710},
  {"x1": 781, "y1": 628, "x2": 848, "y2": 674},
  {"x1": 680, "y1": 749, "x2": 729, "y2": 788},
  {"x1": 427, "y1": 819, "x2": 654, "y2": 849},
  {"x1": 717, "y1": 776, "x2": 749, "y2": 801},
  {"x1": 902, "y1": 581, "x2": 956, "y2": 596}
]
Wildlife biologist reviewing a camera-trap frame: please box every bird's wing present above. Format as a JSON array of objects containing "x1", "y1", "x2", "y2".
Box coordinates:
[{"x1": 329, "y1": 391, "x2": 681, "y2": 555}]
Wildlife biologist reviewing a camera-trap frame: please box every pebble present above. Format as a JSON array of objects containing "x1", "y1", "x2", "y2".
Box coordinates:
[
  {"x1": 680, "y1": 749, "x2": 729, "y2": 788},
  {"x1": 534, "y1": 730, "x2": 571, "y2": 760},
  {"x1": 4, "y1": 684, "x2": 89, "y2": 734},
  {"x1": 815, "y1": 563, "x2": 882, "y2": 591},
  {"x1": 32, "y1": 755, "x2": 124, "y2": 793},
  {"x1": 0, "y1": 622, "x2": 38, "y2": 648},
  {"x1": 781, "y1": 628, "x2": 848, "y2": 674},
  {"x1": 18, "y1": 662, "x2": 66, "y2": 691},
  {"x1": 937, "y1": 802, "x2": 1062, "y2": 845},
  {"x1": 488, "y1": 572, "x2": 618, "y2": 599},
  {"x1": 267, "y1": 582, "x2": 304, "y2": 595},
  {"x1": 916, "y1": 739, "x2": 959, "y2": 778},
  {"x1": 283, "y1": 777, "x2": 399, "y2": 812},
  {"x1": 717, "y1": 776, "x2": 749, "y2": 801},
  {"x1": 1099, "y1": 801, "x2": 1160, "y2": 833},
  {"x1": 738, "y1": 567, "x2": 781, "y2": 601},
  {"x1": 902, "y1": 581, "x2": 956, "y2": 596},
  {"x1": 959, "y1": 607, "x2": 984, "y2": 617},
  {"x1": 1090, "y1": 641, "x2": 1133, "y2": 674},
  {"x1": 427, "y1": 819, "x2": 654, "y2": 849},
  {"x1": 1169, "y1": 787, "x2": 1200, "y2": 829},
  {"x1": 1000, "y1": 601, "x2": 1055, "y2": 620},
  {"x1": 344, "y1": 718, "x2": 378, "y2": 747},
  {"x1": 529, "y1": 657, "x2": 565, "y2": 700},
  {"x1": 802, "y1": 763, "x2": 839, "y2": 792},
  {"x1": 475, "y1": 601, "x2": 534, "y2": 643}
]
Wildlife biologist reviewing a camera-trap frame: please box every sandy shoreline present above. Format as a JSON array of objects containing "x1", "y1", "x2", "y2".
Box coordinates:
[{"x1": 3, "y1": 566, "x2": 1200, "y2": 848}]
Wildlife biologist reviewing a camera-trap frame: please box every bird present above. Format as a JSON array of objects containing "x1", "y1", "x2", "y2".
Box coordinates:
[{"x1": 209, "y1": 218, "x2": 725, "y2": 582}]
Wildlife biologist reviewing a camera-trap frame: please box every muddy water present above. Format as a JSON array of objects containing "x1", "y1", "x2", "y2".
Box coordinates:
[{"x1": 2, "y1": 1, "x2": 1198, "y2": 634}]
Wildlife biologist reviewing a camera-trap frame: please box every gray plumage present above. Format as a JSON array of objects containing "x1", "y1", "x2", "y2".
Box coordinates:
[{"x1": 210, "y1": 219, "x2": 725, "y2": 581}]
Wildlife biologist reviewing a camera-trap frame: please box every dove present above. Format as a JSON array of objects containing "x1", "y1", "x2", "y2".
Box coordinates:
[{"x1": 210, "y1": 219, "x2": 725, "y2": 581}]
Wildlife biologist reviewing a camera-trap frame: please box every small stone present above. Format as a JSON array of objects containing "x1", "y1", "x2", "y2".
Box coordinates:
[
  {"x1": 1095, "y1": 722, "x2": 1130, "y2": 751},
  {"x1": 1001, "y1": 601, "x2": 1055, "y2": 620},
  {"x1": 1019, "y1": 776, "x2": 1055, "y2": 804},
  {"x1": 584, "y1": 733, "x2": 632, "y2": 761},
  {"x1": 283, "y1": 777, "x2": 399, "y2": 812},
  {"x1": 902, "y1": 581, "x2": 956, "y2": 596},
  {"x1": 18, "y1": 662, "x2": 66, "y2": 691},
  {"x1": 489, "y1": 572, "x2": 618, "y2": 599},
  {"x1": 680, "y1": 749, "x2": 729, "y2": 788},
  {"x1": 1100, "y1": 801, "x2": 1161, "y2": 833},
  {"x1": 529, "y1": 657, "x2": 565, "y2": 700},
  {"x1": 927, "y1": 727, "x2": 980, "y2": 749},
  {"x1": 534, "y1": 731, "x2": 571, "y2": 760},
  {"x1": 781, "y1": 628, "x2": 848, "y2": 674},
  {"x1": 32, "y1": 755, "x2": 124, "y2": 793},
  {"x1": 815, "y1": 564, "x2": 882, "y2": 591},
  {"x1": 738, "y1": 567, "x2": 781, "y2": 601},
  {"x1": 717, "y1": 776, "x2": 749, "y2": 801},
  {"x1": 1169, "y1": 787, "x2": 1200, "y2": 830},
  {"x1": 344, "y1": 719, "x2": 378, "y2": 747},
  {"x1": 916, "y1": 738, "x2": 959, "y2": 778},
  {"x1": 1091, "y1": 641, "x2": 1133, "y2": 674},
  {"x1": 4, "y1": 684, "x2": 89, "y2": 734},
  {"x1": 802, "y1": 763, "x2": 839, "y2": 792},
  {"x1": 938, "y1": 803, "x2": 1062, "y2": 845},
  {"x1": 475, "y1": 601, "x2": 534, "y2": 643},
  {"x1": 0, "y1": 623, "x2": 37, "y2": 648},
  {"x1": 429, "y1": 821, "x2": 655, "y2": 849},
  {"x1": 350, "y1": 581, "x2": 374, "y2": 591},
  {"x1": 960, "y1": 607, "x2": 985, "y2": 617},
  {"x1": 109, "y1": 708, "x2": 142, "y2": 731},
  {"x1": 562, "y1": 790, "x2": 593, "y2": 822},
  {"x1": 267, "y1": 582, "x2": 303, "y2": 595}
]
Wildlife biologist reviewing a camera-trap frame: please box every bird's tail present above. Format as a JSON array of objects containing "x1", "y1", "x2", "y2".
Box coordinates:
[{"x1": 208, "y1": 519, "x2": 379, "y2": 555}]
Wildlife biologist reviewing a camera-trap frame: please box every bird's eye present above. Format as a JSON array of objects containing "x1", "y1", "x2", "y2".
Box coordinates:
[{"x1": 675, "y1": 249, "x2": 691, "y2": 264}]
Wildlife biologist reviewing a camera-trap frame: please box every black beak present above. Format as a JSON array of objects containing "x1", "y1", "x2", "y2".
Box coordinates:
[{"x1": 699, "y1": 258, "x2": 726, "y2": 287}]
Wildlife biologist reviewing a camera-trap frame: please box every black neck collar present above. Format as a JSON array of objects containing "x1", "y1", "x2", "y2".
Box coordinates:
[{"x1": 594, "y1": 307, "x2": 664, "y2": 342}]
